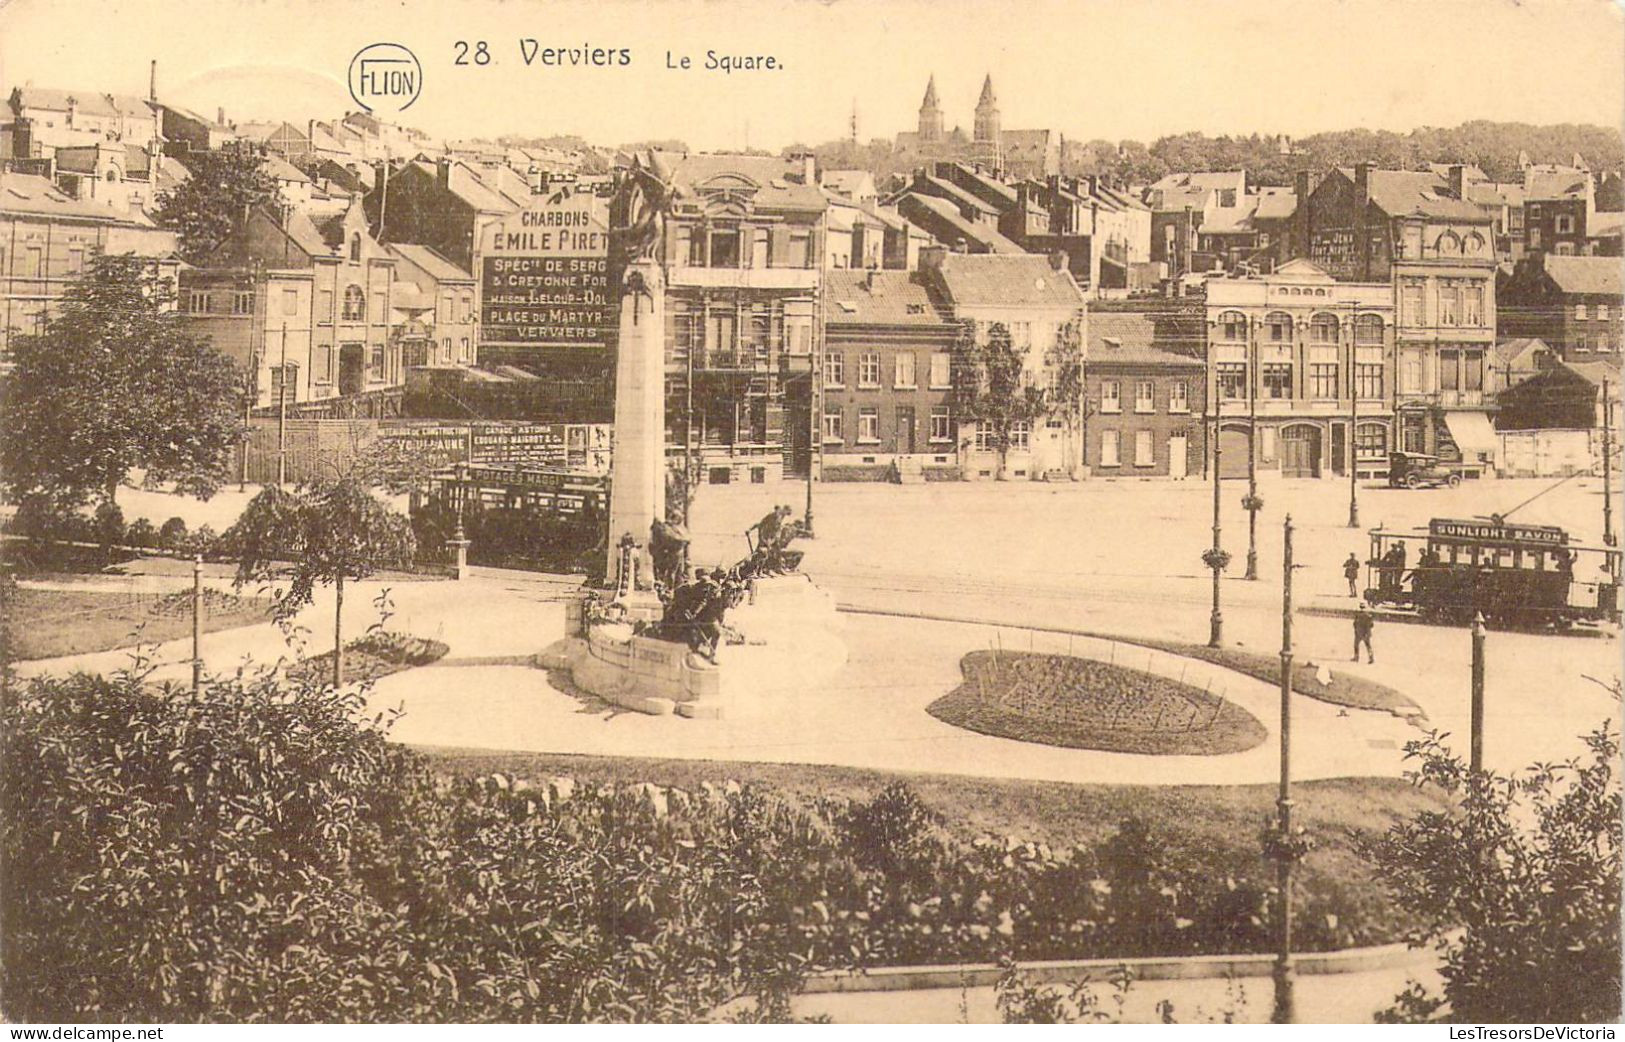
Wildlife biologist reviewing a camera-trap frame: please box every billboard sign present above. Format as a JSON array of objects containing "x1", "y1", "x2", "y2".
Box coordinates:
[{"x1": 480, "y1": 192, "x2": 611, "y2": 350}]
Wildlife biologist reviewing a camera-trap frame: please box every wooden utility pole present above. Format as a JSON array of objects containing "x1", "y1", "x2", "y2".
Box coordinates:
[
  {"x1": 276, "y1": 321, "x2": 289, "y2": 488},
  {"x1": 1272, "y1": 514, "x2": 1297, "y2": 1024},
  {"x1": 1470, "y1": 611, "x2": 1486, "y2": 774}
]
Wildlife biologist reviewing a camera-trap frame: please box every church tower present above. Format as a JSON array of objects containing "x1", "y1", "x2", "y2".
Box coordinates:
[
  {"x1": 917, "y1": 74, "x2": 943, "y2": 145},
  {"x1": 972, "y1": 74, "x2": 1001, "y2": 167}
]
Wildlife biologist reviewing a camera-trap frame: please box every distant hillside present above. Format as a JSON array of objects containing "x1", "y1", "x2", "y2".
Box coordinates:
[{"x1": 788, "y1": 120, "x2": 1623, "y2": 189}]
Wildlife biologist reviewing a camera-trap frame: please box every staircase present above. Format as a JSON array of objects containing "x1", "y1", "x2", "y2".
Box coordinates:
[
  {"x1": 1042, "y1": 468, "x2": 1071, "y2": 483},
  {"x1": 894, "y1": 457, "x2": 926, "y2": 484}
]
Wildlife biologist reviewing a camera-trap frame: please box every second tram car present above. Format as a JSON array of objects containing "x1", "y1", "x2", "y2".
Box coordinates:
[{"x1": 1364, "y1": 517, "x2": 1621, "y2": 629}]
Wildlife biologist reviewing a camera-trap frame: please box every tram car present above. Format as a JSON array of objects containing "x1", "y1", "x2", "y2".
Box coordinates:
[{"x1": 1364, "y1": 517, "x2": 1621, "y2": 629}]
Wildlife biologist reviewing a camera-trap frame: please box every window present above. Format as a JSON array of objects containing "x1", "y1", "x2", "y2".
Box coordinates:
[
  {"x1": 441, "y1": 337, "x2": 451, "y2": 362},
  {"x1": 1356, "y1": 423, "x2": 1387, "y2": 458},
  {"x1": 1217, "y1": 363, "x2": 1247, "y2": 400},
  {"x1": 1266, "y1": 311, "x2": 1292, "y2": 343},
  {"x1": 752, "y1": 228, "x2": 769, "y2": 267},
  {"x1": 930, "y1": 406, "x2": 953, "y2": 442},
  {"x1": 1438, "y1": 284, "x2": 1460, "y2": 326},
  {"x1": 930, "y1": 352, "x2": 951, "y2": 388},
  {"x1": 1357, "y1": 363, "x2": 1384, "y2": 399},
  {"x1": 232, "y1": 291, "x2": 254, "y2": 315},
  {"x1": 1310, "y1": 363, "x2": 1339, "y2": 399},
  {"x1": 709, "y1": 228, "x2": 741, "y2": 268},
  {"x1": 318, "y1": 289, "x2": 333, "y2": 323},
  {"x1": 1463, "y1": 285, "x2": 1484, "y2": 327},
  {"x1": 1100, "y1": 379, "x2": 1121, "y2": 413},
  {"x1": 67, "y1": 247, "x2": 84, "y2": 274},
  {"x1": 1576, "y1": 304, "x2": 1589, "y2": 320},
  {"x1": 1464, "y1": 349, "x2": 1483, "y2": 392},
  {"x1": 1263, "y1": 363, "x2": 1293, "y2": 399},
  {"x1": 342, "y1": 285, "x2": 364, "y2": 321},
  {"x1": 1309, "y1": 313, "x2": 1338, "y2": 344},
  {"x1": 1011, "y1": 322, "x2": 1032, "y2": 348},
  {"x1": 349, "y1": 233, "x2": 361, "y2": 263},
  {"x1": 460, "y1": 337, "x2": 470, "y2": 362},
  {"x1": 747, "y1": 308, "x2": 770, "y2": 361},
  {"x1": 269, "y1": 363, "x2": 299, "y2": 405},
  {"x1": 1217, "y1": 310, "x2": 1247, "y2": 341},
  {"x1": 1440, "y1": 349, "x2": 1460, "y2": 391},
  {"x1": 1557, "y1": 214, "x2": 1576, "y2": 235},
  {"x1": 460, "y1": 294, "x2": 473, "y2": 322},
  {"x1": 312, "y1": 344, "x2": 333, "y2": 383},
  {"x1": 1529, "y1": 227, "x2": 1542, "y2": 250},
  {"x1": 1134, "y1": 380, "x2": 1155, "y2": 413},
  {"x1": 1135, "y1": 429, "x2": 1154, "y2": 467},
  {"x1": 1401, "y1": 282, "x2": 1424, "y2": 325},
  {"x1": 706, "y1": 311, "x2": 736, "y2": 356},
  {"x1": 1169, "y1": 381, "x2": 1189, "y2": 413},
  {"x1": 786, "y1": 318, "x2": 812, "y2": 355},
  {"x1": 1100, "y1": 429, "x2": 1120, "y2": 467},
  {"x1": 894, "y1": 352, "x2": 916, "y2": 388},
  {"x1": 281, "y1": 288, "x2": 298, "y2": 316},
  {"x1": 1009, "y1": 420, "x2": 1030, "y2": 452},
  {"x1": 1355, "y1": 314, "x2": 1383, "y2": 345},
  {"x1": 824, "y1": 351, "x2": 845, "y2": 388},
  {"x1": 1600, "y1": 305, "x2": 1611, "y2": 321},
  {"x1": 187, "y1": 290, "x2": 210, "y2": 313},
  {"x1": 1402, "y1": 353, "x2": 1424, "y2": 394},
  {"x1": 857, "y1": 408, "x2": 880, "y2": 443},
  {"x1": 858, "y1": 352, "x2": 881, "y2": 388},
  {"x1": 822, "y1": 406, "x2": 844, "y2": 442},
  {"x1": 789, "y1": 230, "x2": 811, "y2": 268},
  {"x1": 369, "y1": 343, "x2": 385, "y2": 380},
  {"x1": 21, "y1": 246, "x2": 42, "y2": 278},
  {"x1": 974, "y1": 421, "x2": 995, "y2": 452},
  {"x1": 439, "y1": 292, "x2": 453, "y2": 323}
]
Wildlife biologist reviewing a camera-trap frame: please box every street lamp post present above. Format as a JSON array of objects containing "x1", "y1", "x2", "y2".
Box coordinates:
[
  {"x1": 1245, "y1": 319, "x2": 1260, "y2": 580},
  {"x1": 1348, "y1": 302, "x2": 1360, "y2": 529},
  {"x1": 1208, "y1": 411, "x2": 1225, "y2": 648},
  {"x1": 1603, "y1": 376, "x2": 1615, "y2": 547},
  {"x1": 1272, "y1": 513, "x2": 1298, "y2": 1024}
]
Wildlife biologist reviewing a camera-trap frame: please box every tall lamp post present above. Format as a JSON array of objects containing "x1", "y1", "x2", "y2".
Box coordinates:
[
  {"x1": 1206, "y1": 409, "x2": 1226, "y2": 647},
  {"x1": 1348, "y1": 300, "x2": 1361, "y2": 529},
  {"x1": 1245, "y1": 316, "x2": 1260, "y2": 580},
  {"x1": 1270, "y1": 514, "x2": 1301, "y2": 1024}
]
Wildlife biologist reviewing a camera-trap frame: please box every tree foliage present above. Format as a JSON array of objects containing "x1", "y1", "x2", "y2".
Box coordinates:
[
  {"x1": 948, "y1": 321, "x2": 1048, "y2": 477},
  {"x1": 1365, "y1": 723, "x2": 1622, "y2": 1023},
  {"x1": 226, "y1": 479, "x2": 416, "y2": 622},
  {"x1": 155, "y1": 143, "x2": 280, "y2": 264},
  {"x1": 0, "y1": 253, "x2": 243, "y2": 509}
]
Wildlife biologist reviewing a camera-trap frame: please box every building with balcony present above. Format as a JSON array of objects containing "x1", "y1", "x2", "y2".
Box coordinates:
[
  {"x1": 0, "y1": 171, "x2": 179, "y2": 362},
  {"x1": 1287, "y1": 164, "x2": 1500, "y2": 471},
  {"x1": 1205, "y1": 260, "x2": 1395, "y2": 479},
  {"x1": 656, "y1": 151, "x2": 828, "y2": 482},
  {"x1": 820, "y1": 268, "x2": 962, "y2": 479}
]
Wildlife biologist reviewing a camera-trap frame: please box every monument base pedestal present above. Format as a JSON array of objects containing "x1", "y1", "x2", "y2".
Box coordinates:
[{"x1": 561, "y1": 574, "x2": 846, "y2": 719}]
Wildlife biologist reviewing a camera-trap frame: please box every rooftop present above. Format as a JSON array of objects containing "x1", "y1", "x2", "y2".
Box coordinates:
[
  {"x1": 1337, "y1": 167, "x2": 1488, "y2": 221},
  {"x1": 0, "y1": 171, "x2": 157, "y2": 225},
  {"x1": 13, "y1": 87, "x2": 153, "y2": 120},
  {"x1": 1542, "y1": 254, "x2": 1621, "y2": 296},
  {"x1": 926, "y1": 251, "x2": 1086, "y2": 308},
  {"x1": 1086, "y1": 310, "x2": 1204, "y2": 366},
  {"x1": 653, "y1": 150, "x2": 828, "y2": 212},
  {"x1": 387, "y1": 242, "x2": 473, "y2": 282},
  {"x1": 824, "y1": 269, "x2": 953, "y2": 326}
]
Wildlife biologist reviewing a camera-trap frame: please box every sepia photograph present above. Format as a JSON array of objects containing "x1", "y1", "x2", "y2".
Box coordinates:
[{"x1": 0, "y1": 0, "x2": 1622, "y2": 1028}]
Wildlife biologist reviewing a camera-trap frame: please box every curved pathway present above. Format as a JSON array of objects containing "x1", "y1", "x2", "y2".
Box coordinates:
[{"x1": 368, "y1": 611, "x2": 1421, "y2": 786}]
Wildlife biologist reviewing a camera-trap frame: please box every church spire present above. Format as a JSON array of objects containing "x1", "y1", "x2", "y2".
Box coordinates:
[
  {"x1": 917, "y1": 73, "x2": 943, "y2": 145},
  {"x1": 921, "y1": 74, "x2": 939, "y2": 108},
  {"x1": 977, "y1": 73, "x2": 996, "y2": 108}
]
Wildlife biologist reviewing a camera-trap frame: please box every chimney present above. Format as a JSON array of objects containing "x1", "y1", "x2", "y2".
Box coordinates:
[
  {"x1": 1354, "y1": 163, "x2": 1372, "y2": 278},
  {"x1": 919, "y1": 245, "x2": 948, "y2": 272},
  {"x1": 1048, "y1": 250, "x2": 1067, "y2": 272},
  {"x1": 1354, "y1": 162, "x2": 1371, "y2": 207},
  {"x1": 1447, "y1": 164, "x2": 1466, "y2": 201},
  {"x1": 864, "y1": 268, "x2": 878, "y2": 291},
  {"x1": 436, "y1": 156, "x2": 452, "y2": 188},
  {"x1": 308, "y1": 119, "x2": 316, "y2": 149},
  {"x1": 217, "y1": 106, "x2": 226, "y2": 127},
  {"x1": 149, "y1": 60, "x2": 157, "y2": 103},
  {"x1": 953, "y1": 236, "x2": 968, "y2": 253}
]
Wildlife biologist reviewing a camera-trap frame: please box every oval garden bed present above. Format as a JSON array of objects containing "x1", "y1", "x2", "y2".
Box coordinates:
[{"x1": 928, "y1": 650, "x2": 1267, "y2": 756}]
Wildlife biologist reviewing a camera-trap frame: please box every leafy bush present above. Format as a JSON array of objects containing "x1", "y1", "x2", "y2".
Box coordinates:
[
  {"x1": 125, "y1": 518, "x2": 158, "y2": 549},
  {"x1": 1364, "y1": 724, "x2": 1622, "y2": 1023},
  {"x1": 158, "y1": 516, "x2": 189, "y2": 550}
]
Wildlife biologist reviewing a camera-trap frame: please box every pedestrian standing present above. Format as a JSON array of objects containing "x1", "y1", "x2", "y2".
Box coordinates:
[
  {"x1": 1353, "y1": 605, "x2": 1375, "y2": 664},
  {"x1": 1343, "y1": 552, "x2": 1361, "y2": 597}
]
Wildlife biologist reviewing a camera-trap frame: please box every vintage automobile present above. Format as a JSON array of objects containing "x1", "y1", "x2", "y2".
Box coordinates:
[
  {"x1": 1364, "y1": 517, "x2": 1621, "y2": 629},
  {"x1": 1387, "y1": 450, "x2": 1462, "y2": 489}
]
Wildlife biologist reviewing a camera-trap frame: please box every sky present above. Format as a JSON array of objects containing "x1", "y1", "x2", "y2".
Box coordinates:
[{"x1": 1, "y1": 0, "x2": 1621, "y2": 152}]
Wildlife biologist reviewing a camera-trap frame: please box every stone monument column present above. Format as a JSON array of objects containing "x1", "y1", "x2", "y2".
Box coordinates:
[{"x1": 605, "y1": 260, "x2": 667, "y2": 592}]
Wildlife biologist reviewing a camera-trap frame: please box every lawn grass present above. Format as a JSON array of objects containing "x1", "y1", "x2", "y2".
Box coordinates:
[
  {"x1": 927, "y1": 650, "x2": 1267, "y2": 755},
  {"x1": 1087, "y1": 633, "x2": 1424, "y2": 719},
  {"x1": 5, "y1": 585, "x2": 271, "y2": 660},
  {"x1": 416, "y1": 747, "x2": 1444, "y2": 948}
]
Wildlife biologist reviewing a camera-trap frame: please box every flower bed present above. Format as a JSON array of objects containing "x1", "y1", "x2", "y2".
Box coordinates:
[
  {"x1": 287, "y1": 631, "x2": 449, "y2": 686},
  {"x1": 927, "y1": 651, "x2": 1267, "y2": 756}
]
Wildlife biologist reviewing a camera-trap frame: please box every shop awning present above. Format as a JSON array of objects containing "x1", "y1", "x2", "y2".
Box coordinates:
[{"x1": 1444, "y1": 410, "x2": 1500, "y2": 464}]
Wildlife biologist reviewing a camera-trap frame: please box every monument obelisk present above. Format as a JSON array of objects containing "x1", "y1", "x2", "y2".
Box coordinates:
[{"x1": 604, "y1": 155, "x2": 673, "y2": 602}]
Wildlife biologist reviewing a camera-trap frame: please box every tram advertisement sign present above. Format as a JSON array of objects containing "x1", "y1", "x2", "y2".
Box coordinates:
[{"x1": 480, "y1": 192, "x2": 610, "y2": 348}]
